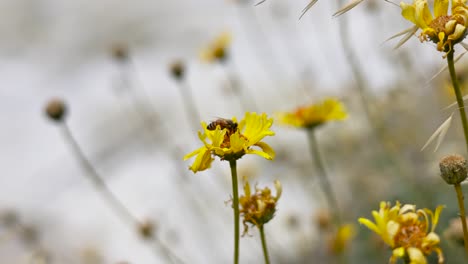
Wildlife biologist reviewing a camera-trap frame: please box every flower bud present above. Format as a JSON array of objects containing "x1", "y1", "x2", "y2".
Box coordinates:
[
  {"x1": 45, "y1": 99, "x2": 67, "y2": 122},
  {"x1": 169, "y1": 60, "x2": 185, "y2": 80},
  {"x1": 111, "y1": 44, "x2": 129, "y2": 62},
  {"x1": 439, "y1": 154, "x2": 468, "y2": 185},
  {"x1": 138, "y1": 219, "x2": 155, "y2": 239}
]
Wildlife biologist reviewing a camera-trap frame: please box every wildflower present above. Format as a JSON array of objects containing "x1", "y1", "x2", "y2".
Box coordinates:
[
  {"x1": 277, "y1": 98, "x2": 347, "y2": 129},
  {"x1": 239, "y1": 180, "x2": 282, "y2": 235},
  {"x1": 184, "y1": 112, "x2": 275, "y2": 173},
  {"x1": 358, "y1": 201, "x2": 444, "y2": 264},
  {"x1": 399, "y1": 0, "x2": 468, "y2": 53},
  {"x1": 328, "y1": 224, "x2": 357, "y2": 255},
  {"x1": 200, "y1": 32, "x2": 231, "y2": 63}
]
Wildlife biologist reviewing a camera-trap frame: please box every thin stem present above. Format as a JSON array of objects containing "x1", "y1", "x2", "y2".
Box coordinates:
[
  {"x1": 454, "y1": 183, "x2": 468, "y2": 255},
  {"x1": 259, "y1": 225, "x2": 270, "y2": 264},
  {"x1": 59, "y1": 122, "x2": 182, "y2": 263},
  {"x1": 306, "y1": 129, "x2": 342, "y2": 226},
  {"x1": 60, "y1": 123, "x2": 137, "y2": 226},
  {"x1": 447, "y1": 50, "x2": 468, "y2": 153},
  {"x1": 229, "y1": 160, "x2": 240, "y2": 264}
]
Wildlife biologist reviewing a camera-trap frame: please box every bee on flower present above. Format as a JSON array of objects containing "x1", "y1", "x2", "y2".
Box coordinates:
[
  {"x1": 358, "y1": 201, "x2": 445, "y2": 264},
  {"x1": 184, "y1": 112, "x2": 275, "y2": 173}
]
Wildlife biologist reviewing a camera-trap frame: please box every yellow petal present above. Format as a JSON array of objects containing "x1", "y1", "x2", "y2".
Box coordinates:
[
  {"x1": 246, "y1": 148, "x2": 274, "y2": 160},
  {"x1": 358, "y1": 218, "x2": 382, "y2": 235},
  {"x1": 274, "y1": 180, "x2": 282, "y2": 200},
  {"x1": 407, "y1": 247, "x2": 427, "y2": 264},
  {"x1": 448, "y1": 24, "x2": 467, "y2": 41},
  {"x1": 434, "y1": 0, "x2": 449, "y2": 18},
  {"x1": 414, "y1": 0, "x2": 433, "y2": 29},
  {"x1": 188, "y1": 147, "x2": 213, "y2": 173},
  {"x1": 255, "y1": 142, "x2": 275, "y2": 159},
  {"x1": 184, "y1": 147, "x2": 202, "y2": 160},
  {"x1": 401, "y1": 2, "x2": 417, "y2": 24}
]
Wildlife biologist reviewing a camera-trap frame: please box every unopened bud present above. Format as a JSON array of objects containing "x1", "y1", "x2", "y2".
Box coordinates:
[
  {"x1": 138, "y1": 219, "x2": 155, "y2": 239},
  {"x1": 315, "y1": 209, "x2": 332, "y2": 231},
  {"x1": 111, "y1": 44, "x2": 129, "y2": 62},
  {"x1": 169, "y1": 60, "x2": 185, "y2": 80},
  {"x1": 45, "y1": 99, "x2": 67, "y2": 122},
  {"x1": 439, "y1": 154, "x2": 468, "y2": 185}
]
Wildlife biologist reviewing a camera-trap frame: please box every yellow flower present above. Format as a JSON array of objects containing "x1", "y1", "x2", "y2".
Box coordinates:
[
  {"x1": 277, "y1": 98, "x2": 347, "y2": 129},
  {"x1": 358, "y1": 201, "x2": 445, "y2": 264},
  {"x1": 400, "y1": 0, "x2": 468, "y2": 53},
  {"x1": 328, "y1": 224, "x2": 357, "y2": 255},
  {"x1": 200, "y1": 32, "x2": 232, "y2": 63},
  {"x1": 184, "y1": 112, "x2": 275, "y2": 173},
  {"x1": 239, "y1": 180, "x2": 282, "y2": 235}
]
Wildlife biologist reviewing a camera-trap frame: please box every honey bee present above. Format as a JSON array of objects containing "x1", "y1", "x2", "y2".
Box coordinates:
[{"x1": 207, "y1": 118, "x2": 238, "y2": 132}]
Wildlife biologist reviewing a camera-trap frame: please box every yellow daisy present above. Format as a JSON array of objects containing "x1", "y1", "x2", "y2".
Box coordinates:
[
  {"x1": 200, "y1": 32, "x2": 232, "y2": 63},
  {"x1": 400, "y1": 0, "x2": 468, "y2": 53},
  {"x1": 359, "y1": 201, "x2": 445, "y2": 264},
  {"x1": 277, "y1": 98, "x2": 347, "y2": 129},
  {"x1": 184, "y1": 112, "x2": 275, "y2": 173}
]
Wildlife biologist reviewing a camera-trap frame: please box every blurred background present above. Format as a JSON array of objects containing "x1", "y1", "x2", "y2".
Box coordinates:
[{"x1": 2, "y1": 0, "x2": 468, "y2": 263}]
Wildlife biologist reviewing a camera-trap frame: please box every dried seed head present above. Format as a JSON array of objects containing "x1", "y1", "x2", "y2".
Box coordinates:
[
  {"x1": 111, "y1": 44, "x2": 129, "y2": 62},
  {"x1": 314, "y1": 209, "x2": 332, "y2": 231},
  {"x1": 439, "y1": 154, "x2": 468, "y2": 185},
  {"x1": 45, "y1": 99, "x2": 67, "y2": 122},
  {"x1": 169, "y1": 60, "x2": 185, "y2": 80},
  {"x1": 138, "y1": 219, "x2": 155, "y2": 239}
]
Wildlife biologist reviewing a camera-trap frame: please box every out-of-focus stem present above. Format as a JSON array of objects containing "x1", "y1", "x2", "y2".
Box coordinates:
[
  {"x1": 447, "y1": 50, "x2": 468, "y2": 153},
  {"x1": 306, "y1": 129, "x2": 342, "y2": 226},
  {"x1": 59, "y1": 122, "x2": 182, "y2": 263},
  {"x1": 454, "y1": 183, "x2": 468, "y2": 256}
]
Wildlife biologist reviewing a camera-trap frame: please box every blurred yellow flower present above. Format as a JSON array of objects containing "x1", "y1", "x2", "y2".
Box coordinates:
[
  {"x1": 239, "y1": 180, "x2": 282, "y2": 235},
  {"x1": 328, "y1": 224, "x2": 357, "y2": 255},
  {"x1": 277, "y1": 98, "x2": 347, "y2": 129},
  {"x1": 184, "y1": 112, "x2": 275, "y2": 173},
  {"x1": 400, "y1": 0, "x2": 468, "y2": 53},
  {"x1": 358, "y1": 201, "x2": 444, "y2": 264},
  {"x1": 200, "y1": 32, "x2": 232, "y2": 63}
]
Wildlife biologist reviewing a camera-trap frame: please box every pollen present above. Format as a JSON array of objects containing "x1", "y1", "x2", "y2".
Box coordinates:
[
  {"x1": 394, "y1": 223, "x2": 426, "y2": 249},
  {"x1": 429, "y1": 15, "x2": 453, "y2": 33}
]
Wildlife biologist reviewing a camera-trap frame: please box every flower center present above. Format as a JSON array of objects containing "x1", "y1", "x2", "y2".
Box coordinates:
[
  {"x1": 429, "y1": 15, "x2": 452, "y2": 34},
  {"x1": 394, "y1": 223, "x2": 426, "y2": 249}
]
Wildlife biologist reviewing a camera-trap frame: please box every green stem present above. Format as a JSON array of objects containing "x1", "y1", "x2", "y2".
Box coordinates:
[
  {"x1": 447, "y1": 50, "x2": 468, "y2": 153},
  {"x1": 454, "y1": 183, "x2": 468, "y2": 256},
  {"x1": 229, "y1": 160, "x2": 240, "y2": 264},
  {"x1": 259, "y1": 225, "x2": 270, "y2": 264},
  {"x1": 306, "y1": 129, "x2": 342, "y2": 226}
]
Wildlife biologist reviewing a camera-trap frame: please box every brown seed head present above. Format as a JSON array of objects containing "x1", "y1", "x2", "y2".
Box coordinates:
[
  {"x1": 45, "y1": 99, "x2": 67, "y2": 122},
  {"x1": 439, "y1": 154, "x2": 468, "y2": 185},
  {"x1": 169, "y1": 60, "x2": 185, "y2": 80},
  {"x1": 138, "y1": 219, "x2": 155, "y2": 239},
  {"x1": 111, "y1": 44, "x2": 129, "y2": 62},
  {"x1": 314, "y1": 209, "x2": 332, "y2": 231}
]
